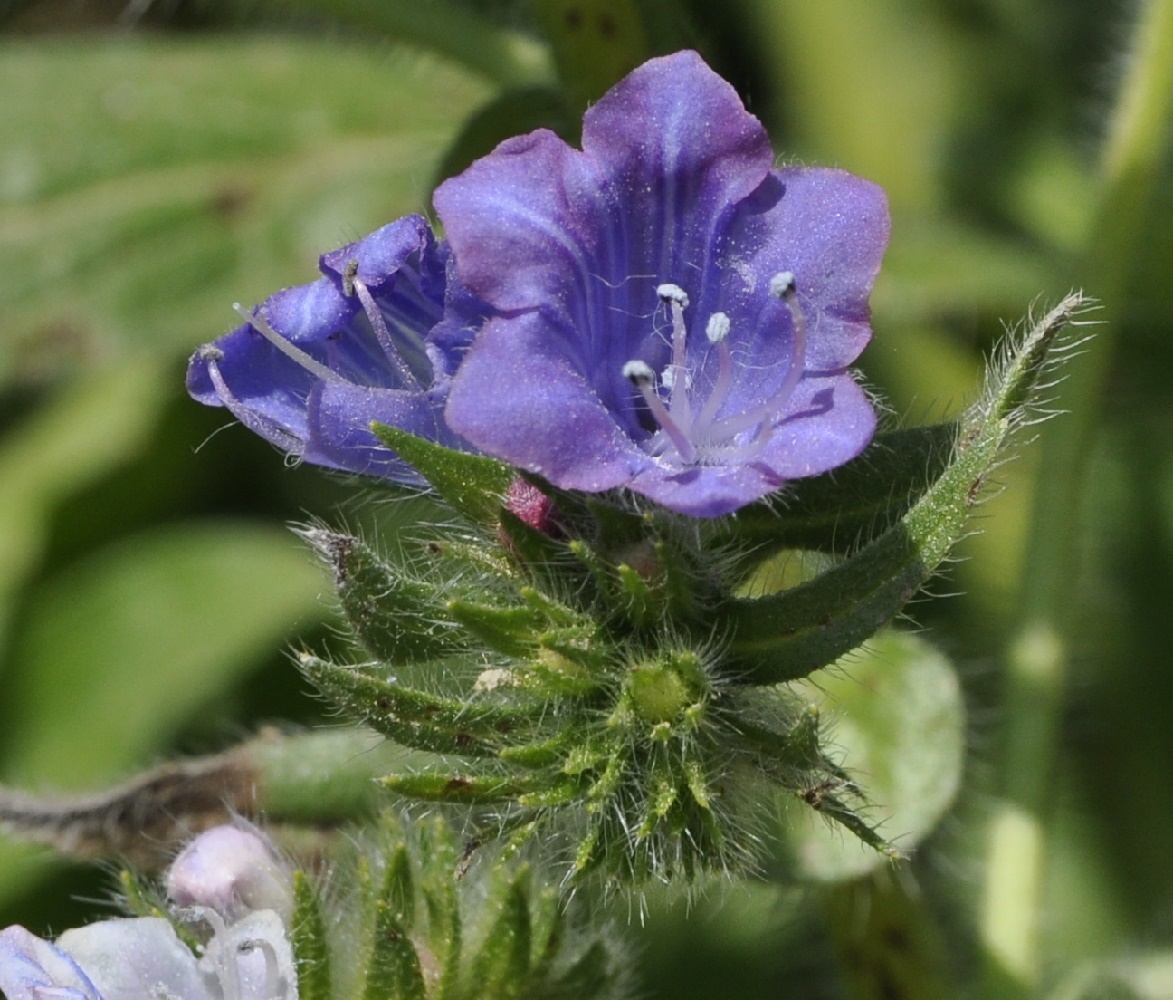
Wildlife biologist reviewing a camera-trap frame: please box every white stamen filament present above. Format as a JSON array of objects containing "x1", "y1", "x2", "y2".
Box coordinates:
[
  {"x1": 622, "y1": 274, "x2": 808, "y2": 467},
  {"x1": 709, "y1": 272, "x2": 807, "y2": 440},
  {"x1": 233, "y1": 304, "x2": 344, "y2": 385},
  {"x1": 624, "y1": 360, "x2": 696, "y2": 465},
  {"x1": 657, "y1": 283, "x2": 692, "y2": 426},
  {"x1": 695, "y1": 312, "x2": 733, "y2": 429},
  {"x1": 350, "y1": 275, "x2": 421, "y2": 389}
]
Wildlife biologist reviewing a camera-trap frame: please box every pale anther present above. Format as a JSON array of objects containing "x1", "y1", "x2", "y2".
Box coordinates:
[
  {"x1": 623, "y1": 359, "x2": 656, "y2": 386},
  {"x1": 656, "y1": 283, "x2": 690, "y2": 308},
  {"x1": 769, "y1": 271, "x2": 797, "y2": 298},
  {"x1": 705, "y1": 312, "x2": 731, "y2": 343},
  {"x1": 341, "y1": 258, "x2": 360, "y2": 297}
]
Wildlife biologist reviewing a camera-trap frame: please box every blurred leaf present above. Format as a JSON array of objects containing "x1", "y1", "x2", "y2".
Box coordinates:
[
  {"x1": 0, "y1": 38, "x2": 490, "y2": 387},
  {"x1": 529, "y1": 0, "x2": 649, "y2": 106},
  {"x1": 1, "y1": 521, "x2": 327, "y2": 786},
  {"x1": 777, "y1": 630, "x2": 964, "y2": 880},
  {"x1": 434, "y1": 85, "x2": 576, "y2": 185},
  {"x1": 747, "y1": 0, "x2": 968, "y2": 211},
  {"x1": 0, "y1": 358, "x2": 169, "y2": 658}
]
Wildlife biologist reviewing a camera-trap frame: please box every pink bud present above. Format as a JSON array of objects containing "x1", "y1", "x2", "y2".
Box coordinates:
[{"x1": 166, "y1": 825, "x2": 292, "y2": 922}]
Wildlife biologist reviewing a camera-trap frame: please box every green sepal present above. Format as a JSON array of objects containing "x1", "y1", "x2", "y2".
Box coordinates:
[
  {"x1": 725, "y1": 295, "x2": 1086, "y2": 685},
  {"x1": 617, "y1": 562, "x2": 657, "y2": 629},
  {"x1": 384, "y1": 843, "x2": 416, "y2": 931},
  {"x1": 414, "y1": 819, "x2": 463, "y2": 1000},
  {"x1": 298, "y1": 654, "x2": 535, "y2": 755},
  {"x1": 382, "y1": 770, "x2": 577, "y2": 805},
  {"x1": 712, "y1": 423, "x2": 957, "y2": 558},
  {"x1": 371, "y1": 422, "x2": 513, "y2": 528},
  {"x1": 547, "y1": 940, "x2": 616, "y2": 999},
  {"x1": 299, "y1": 528, "x2": 460, "y2": 664},
  {"x1": 498, "y1": 507, "x2": 570, "y2": 573},
  {"x1": 447, "y1": 599, "x2": 544, "y2": 658},
  {"x1": 499, "y1": 731, "x2": 576, "y2": 769},
  {"x1": 291, "y1": 871, "x2": 332, "y2": 1000},
  {"x1": 363, "y1": 861, "x2": 427, "y2": 1000},
  {"x1": 469, "y1": 867, "x2": 532, "y2": 1000},
  {"x1": 118, "y1": 870, "x2": 168, "y2": 920}
]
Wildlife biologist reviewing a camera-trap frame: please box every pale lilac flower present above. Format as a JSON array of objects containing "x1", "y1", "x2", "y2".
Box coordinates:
[
  {"x1": 437, "y1": 51, "x2": 889, "y2": 516},
  {"x1": 0, "y1": 826, "x2": 296, "y2": 1000}
]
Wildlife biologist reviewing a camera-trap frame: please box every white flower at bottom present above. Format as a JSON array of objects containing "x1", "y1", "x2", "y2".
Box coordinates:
[{"x1": 0, "y1": 825, "x2": 298, "y2": 1000}]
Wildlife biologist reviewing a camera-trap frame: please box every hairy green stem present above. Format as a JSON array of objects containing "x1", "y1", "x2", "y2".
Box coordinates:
[{"x1": 981, "y1": 2, "x2": 1173, "y2": 995}]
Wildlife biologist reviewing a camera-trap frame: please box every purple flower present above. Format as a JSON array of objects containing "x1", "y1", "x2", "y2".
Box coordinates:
[
  {"x1": 186, "y1": 214, "x2": 486, "y2": 482},
  {"x1": 436, "y1": 51, "x2": 889, "y2": 516}
]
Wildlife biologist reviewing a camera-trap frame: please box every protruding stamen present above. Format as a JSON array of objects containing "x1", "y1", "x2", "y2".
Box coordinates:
[
  {"x1": 233, "y1": 304, "x2": 344, "y2": 385},
  {"x1": 624, "y1": 360, "x2": 696, "y2": 465},
  {"x1": 200, "y1": 345, "x2": 304, "y2": 452},
  {"x1": 710, "y1": 272, "x2": 808, "y2": 440},
  {"x1": 696, "y1": 312, "x2": 734, "y2": 429},
  {"x1": 349, "y1": 276, "x2": 421, "y2": 389},
  {"x1": 657, "y1": 283, "x2": 691, "y2": 422}
]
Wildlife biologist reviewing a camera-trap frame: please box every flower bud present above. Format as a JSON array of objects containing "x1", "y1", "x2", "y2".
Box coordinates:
[{"x1": 166, "y1": 824, "x2": 292, "y2": 923}]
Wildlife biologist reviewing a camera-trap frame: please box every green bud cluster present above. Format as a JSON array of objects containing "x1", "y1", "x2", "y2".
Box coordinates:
[{"x1": 295, "y1": 295, "x2": 1086, "y2": 888}]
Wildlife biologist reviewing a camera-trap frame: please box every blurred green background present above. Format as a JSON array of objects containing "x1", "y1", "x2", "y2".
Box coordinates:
[{"x1": 1, "y1": 1, "x2": 1171, "y2": 997}]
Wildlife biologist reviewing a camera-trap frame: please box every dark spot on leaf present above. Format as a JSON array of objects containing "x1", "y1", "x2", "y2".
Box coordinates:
[
  {"x1": 564, "y1": 7, "x2": 583, "y2": 30},
  {"x1": 210, "y1": 186, "x2": 250, "y2": 219},
  {"x1": 596, "y1": 13, "x2": 617, "y2": 38},
  {"x1": 883, "y1": 925, "x2": 912, "y2": 954}
]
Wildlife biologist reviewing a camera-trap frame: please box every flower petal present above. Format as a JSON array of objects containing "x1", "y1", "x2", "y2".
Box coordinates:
[
  {"x1": 445, "y1": 312, "x2": 644, "y2": 491},
  {"x1": 0, "y1": 926, "x2": 100, "y2": 1000},
  {"x1": 435, "y1": 50, "x2": 773, "y2": 323},
  {"x1": 56, "y1": 919, "x2": 210, "y2": 1000}
]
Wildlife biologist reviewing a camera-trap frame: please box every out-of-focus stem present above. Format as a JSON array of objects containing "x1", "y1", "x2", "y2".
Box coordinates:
[{"x1": 982, "y1": 2, "x2": 1173, "y2": 995}]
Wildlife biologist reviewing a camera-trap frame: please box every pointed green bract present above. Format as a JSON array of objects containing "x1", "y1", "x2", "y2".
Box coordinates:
[
  {"x1": 297, "y1": 654, "x2": 536, "y2": 756},
  {"x1": 364, "y1": 868, "x2": 427, "y2": 1000},
  {"x1": 299, "y1": 528, "x2": 462, "y2": 664},
  {"x1": 469, "y1": 868, "x2": 532, "y2": 1000},
  {"x1": 291, "y1": 871, "x2": 333, "y2": 1000},
  {"x1": 371, "y1": 423, "x2": 513, "y2": 528}
]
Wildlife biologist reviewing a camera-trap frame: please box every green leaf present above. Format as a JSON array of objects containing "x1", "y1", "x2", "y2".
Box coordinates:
[
  {"x1": 371, "y1": 423, "x2": 513, "y2": 528},
  {"x1": 528, "y1": 0, "x2": 649, "y2": 106},
  {"x1": 725, "y1": 294, "x2": 1089, "y2": 684},
  {"x1": 382, "y1": 771, "x2": 569, "y2": 805},
  {"x1": 775, "y1": 631, "x2": 965, "y2": 881},
  {"x1": 299, "y1": 528, "x2": 463, "y2": 664},
  {"x1": 2, "y1": 523, "x2": 327, "y2": 787},
  {"x1": 291, "y1": 871, "x2": 333, "y2": 1000},
  {"x1": 712, "y1": 423, "x2": 957, "y2": 558},
  {"x1": 0, "y1": 39, "x2": 491, "y2": 388},
  {"x1": 0, "y1": 358, "x2": 168, "y2": 663},
  {"x1": 384, "y1": 844, "x2": 417, "y2": 932}
]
